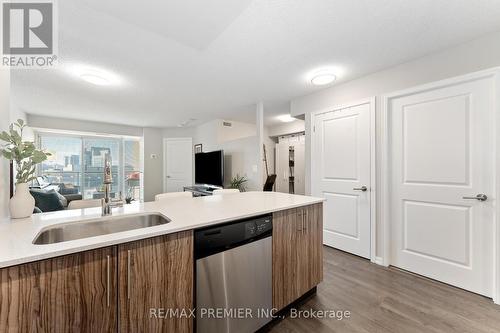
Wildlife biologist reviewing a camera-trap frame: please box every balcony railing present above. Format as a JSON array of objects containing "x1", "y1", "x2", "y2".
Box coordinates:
[{"x1": 41, "y1": 170, "x2": 142, "y2": 200}]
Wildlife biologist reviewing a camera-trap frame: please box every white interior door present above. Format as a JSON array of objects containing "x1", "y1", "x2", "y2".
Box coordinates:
[
  {"x1": 313, "y1": 103, "x2": 372, "y2": 258},
  {"x1": 388, "y1": 75, "x2": 494, "y2": 296},
  {"x1": 164, "y1": 138, "x2": 193, "y2": 192}
]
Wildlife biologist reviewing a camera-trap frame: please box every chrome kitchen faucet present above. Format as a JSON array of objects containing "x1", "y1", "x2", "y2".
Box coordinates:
[{"x1": 101, "y1": 154, "x2": 123, "y2": 216}]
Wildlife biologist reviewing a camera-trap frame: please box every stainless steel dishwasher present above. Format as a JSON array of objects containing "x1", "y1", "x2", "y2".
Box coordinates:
[{"x1": 195, "y1": 214, "x2": 273, "y2": 333}]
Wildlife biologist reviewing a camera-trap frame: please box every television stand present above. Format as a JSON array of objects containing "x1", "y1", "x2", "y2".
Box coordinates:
[{"x1": 183, "y1": 186, "x2": 218, "y2": 197}]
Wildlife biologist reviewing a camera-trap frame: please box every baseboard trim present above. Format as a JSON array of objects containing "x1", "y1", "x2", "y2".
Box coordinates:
[{"x1": 373, "y1": 256, "x2": 385, "y2": 266}]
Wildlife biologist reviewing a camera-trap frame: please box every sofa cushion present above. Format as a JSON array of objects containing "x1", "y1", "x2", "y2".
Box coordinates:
[
  {"x1": 29, "y1": 189, "x2": 65, "y2": 212},
  {"x1": 64, "y1": 194, "x2": 83, "y2": 204},
  {"x1": 54, "y1": 190, "x2": 68, "y2": 207}
]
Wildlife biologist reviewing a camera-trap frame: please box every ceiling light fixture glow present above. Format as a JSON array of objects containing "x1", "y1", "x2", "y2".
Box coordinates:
[
  {"x1": 80, "y1": 73, "x2": 111, "y2": 86},
  {"x1": 310, "y1": 70, "x2": 336, "y2": 86},
  {"x1": 277, "y1": 114, "x2": 296, "y2": 123},
  {"x1": 66, "y1": 63, "x2": 124, "y2": 86}
]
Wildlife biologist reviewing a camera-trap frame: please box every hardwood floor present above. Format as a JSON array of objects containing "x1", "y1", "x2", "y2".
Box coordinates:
[{"x1": 267, "y1": 246, "x2": 500, "y2": 333}]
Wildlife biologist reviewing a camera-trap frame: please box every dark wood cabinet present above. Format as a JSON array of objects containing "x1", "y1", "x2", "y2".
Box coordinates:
[
  {"x1": 272, "y1": 203, "x2": 323, "y2": 310},
  {"x1": 118, "y1": 231, "x2": 194, "y2": 333},
  {"x1": 272, "y1": 207, "x2": 302, "y2": 310},
  {"x1": 0, "y1": 246, "x2": 117, "y2": 333},
  {"x1": 299, "y1": 203, "x2": 323, "y2": 296},
  {"x1": 0, "y1": 231, "x2": 194, "y2": 333}
]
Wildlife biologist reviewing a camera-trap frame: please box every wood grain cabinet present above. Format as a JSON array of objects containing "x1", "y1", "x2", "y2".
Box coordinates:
[
  {"x1": 0, "y1": 246, "x2": 117, "y2": 333},
  {"x1": 272, "y1": 203, "x2": 323, "y2": 310},
  {"x1": 118, "y1": 231, "x2": 193, "y2": 333},
  {"x1": 0, "y1": 231, "x2": 194, "y2": 333}
]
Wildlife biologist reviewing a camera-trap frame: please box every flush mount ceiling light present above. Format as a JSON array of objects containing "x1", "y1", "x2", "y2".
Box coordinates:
[
  {"x1": 310, "y1": 70, "x2": 336, "y2": 86},
  {"x1": 276, "y1": 114, "x2": 296, "y2": 123},
  {"x1": 80, "y1": 72, "x2": 111, "y2": 86},
  {"x1": 66, "y1": 64, "x2": 123, "y2": 86}
]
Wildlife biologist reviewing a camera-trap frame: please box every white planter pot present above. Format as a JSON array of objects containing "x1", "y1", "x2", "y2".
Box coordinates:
[{"x1": 9, "y1": 183, "x2": 35, "y2": 219}]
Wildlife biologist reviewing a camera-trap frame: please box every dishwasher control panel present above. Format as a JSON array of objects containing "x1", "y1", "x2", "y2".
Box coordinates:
[
  {"x1": 245, "y1": 216, "x2": 272, "y2": 238},
  {"x1": 194, "y1": 214, "x2": 272, "y2": 259}
]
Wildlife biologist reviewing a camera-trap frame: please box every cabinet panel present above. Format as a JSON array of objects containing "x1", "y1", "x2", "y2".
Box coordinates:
[
  {"x1": 118, "y1": 231, "x2": 193, "y2": 333},
  {"x1": 272, "y1": 203, "x2": 323, "y2": 311},
  {"x1": 0, "y1": 247, "x2": 117, "y2": 333},
  {"x1": 299, "y1": 203, "x2": 323, "y2": 294},
  {"x1": 272, "y1": 208, "x2": 302, "y2": 310}
]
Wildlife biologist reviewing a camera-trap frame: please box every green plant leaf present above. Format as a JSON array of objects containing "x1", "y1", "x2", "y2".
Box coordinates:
[
  {"x1": 0, "y1": 131, "x2": 11, "y2": 143},
  {"x1": 1, "y1": 120, "x2": 47, "y2": 180},
  {"x1": 31, "y1": 150, "x2": 48, "y2": 164},
  {"x1": 10, "y1": 129, "x2": 21, "y2": 145},
  {"x1": 1, "y1": 150, "x2": 13, "y2": 160}
]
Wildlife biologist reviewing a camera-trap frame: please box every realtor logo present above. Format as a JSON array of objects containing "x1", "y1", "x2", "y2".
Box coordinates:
[{"x1": 1, "y1": 1, "x2": 57, "y2": 68}]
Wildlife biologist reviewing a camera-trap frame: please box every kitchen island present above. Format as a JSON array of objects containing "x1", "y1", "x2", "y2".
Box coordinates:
[{"x1": 0, "y1": 191, "x2": 324, "y2": 332}]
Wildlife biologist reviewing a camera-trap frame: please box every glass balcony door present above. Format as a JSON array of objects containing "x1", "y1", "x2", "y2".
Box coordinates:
[
  {"x1": 39, "y1": 136, "x2": 82, "y2": 196},
  {"x1": 39, "y1": 134, "x2": 143, "y2": 201},
  {"x1": 83, "y1": 138, "x2": 121, "y2": 199}
]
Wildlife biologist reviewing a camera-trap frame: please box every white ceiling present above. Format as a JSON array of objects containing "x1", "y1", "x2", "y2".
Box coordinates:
[{"x1": 11, "y1": 0, "x2": 500, "y2": 127}]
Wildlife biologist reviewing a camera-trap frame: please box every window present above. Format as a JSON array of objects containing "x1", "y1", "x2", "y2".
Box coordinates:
[
  {"x1": 124, "y1": 139, "x2": 142, "y2": 201},
  {"x1": 83, "y1": 138, "x2": 121, "y2": 199},
  {"x1": 39, "y1": 133, "x2": 143, "y2": 201},
  {"x1": 40, "y1": 136, "x2": 82, "y2": 194}
]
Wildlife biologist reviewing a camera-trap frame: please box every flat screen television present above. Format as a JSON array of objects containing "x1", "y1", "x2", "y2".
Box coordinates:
[{"x1": 195, "y1": 150, "x2": 224, "y2": 187}]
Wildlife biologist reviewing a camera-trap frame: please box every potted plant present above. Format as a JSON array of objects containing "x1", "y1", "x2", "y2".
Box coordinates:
[
  {"x1": 229, "y1": 174, "x2": 248, "y2": 192},
  {"x1": 0, "y1": 119, "x2": 51, "y2": 218}
]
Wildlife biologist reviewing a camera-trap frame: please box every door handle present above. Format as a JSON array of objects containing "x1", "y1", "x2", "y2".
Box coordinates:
[
  {"x1": 301, "y1": 211, "x2": 305, "y2": 234},
  {"x1": 462, "y1": 194, "x2": 488, "y2": 201},
  {"x1": 166, "y1": 175, "x2": 171, "y2": 178},
  {"x1": 303, "y1": 210, "x2": 307, "y2": 234},
  {"x1": 353, "y1": 186, "x2": 367, "y2": 192},
  {"x1": 106, "y1": 255, "x2": 111, "y2": 307},
  {"x1": 127, "y1": 250, "x2": 132, "y2": 300}
]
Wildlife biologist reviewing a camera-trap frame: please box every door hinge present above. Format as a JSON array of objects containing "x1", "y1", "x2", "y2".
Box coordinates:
[{"x1": 313, "y1": 125, "x2": 316, "y2": 132}]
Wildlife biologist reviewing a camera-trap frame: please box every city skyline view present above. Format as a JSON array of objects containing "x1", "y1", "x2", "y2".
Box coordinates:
[{"x1": 39, "y1": 135, "x2": 142, "y2": 200}]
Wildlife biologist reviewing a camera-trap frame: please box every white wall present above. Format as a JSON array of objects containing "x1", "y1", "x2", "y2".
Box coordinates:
[
  {"x1": 292, "y1": 30, "x2": 500, "y2": 116},
  {"x1": 291, "y1": 30, "x2": 500, "y2": 258},
  {"x1": 27, "y1": 114, "x2": 143, "y2": 137},
  {"x1": 267, "y1": 120, "x2": 305, "y2": 137},
  {"x1": 218, "y1": 136, "x2": 260, "y2": 190},
  {"x1": 0, "y1": 70, "x2": 10, "y2": 218},
  {"x1": 143, "y1": 127, "x2": 164, "y2": 201},
  {"x1": 262, "y1": 126, "x2": 276, "y2": 182},
  {"x1": 190, "y1": 119, "x2": 257, "y2": 145},
  {"x1": 256, "y1": 103, "x2": 264, "y2": 190},
  {"x1": 217, "y1": 120, "x2": 256, "y2": 143},
  {"x1": 194, "y1": 119, "x2": 260, "y2": 191},
  {"x1": 162, "y1": 126, "x2": 195, "y2": 139},
  {"x1": 164, "y1": 119, "x2": 262, "y2": 191}
]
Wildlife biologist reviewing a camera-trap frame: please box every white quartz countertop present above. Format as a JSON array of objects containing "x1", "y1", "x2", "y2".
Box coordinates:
[{"x1": 0, "y1": 192, "x2": 324, "y2": 268}]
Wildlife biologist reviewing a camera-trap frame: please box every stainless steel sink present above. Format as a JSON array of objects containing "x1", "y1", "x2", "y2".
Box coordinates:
[{"x1": 33, "y1": 213, "x2": 170, "y2": 245}]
